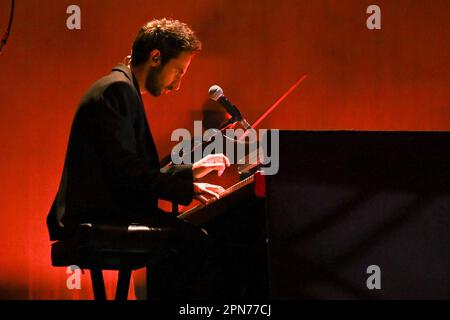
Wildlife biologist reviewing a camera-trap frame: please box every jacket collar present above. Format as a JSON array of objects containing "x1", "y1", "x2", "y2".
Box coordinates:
[{"x1": 112, "y1": 63, "x2": 142, "y2": 98}]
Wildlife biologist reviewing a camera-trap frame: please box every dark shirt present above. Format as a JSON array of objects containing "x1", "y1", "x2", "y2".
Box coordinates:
[{"x1": 47, "y1": 64, "x2": 194, "y2": 240}]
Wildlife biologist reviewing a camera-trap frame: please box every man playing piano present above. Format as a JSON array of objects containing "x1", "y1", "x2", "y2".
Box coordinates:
[{"x1": 47, "y1": 18, "x2": 230, "y2": 299}]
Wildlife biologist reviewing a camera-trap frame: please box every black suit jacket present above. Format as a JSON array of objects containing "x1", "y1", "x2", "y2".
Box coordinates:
[{"x1": 47, "y1": 64, "x2": 194, "y2": 240}]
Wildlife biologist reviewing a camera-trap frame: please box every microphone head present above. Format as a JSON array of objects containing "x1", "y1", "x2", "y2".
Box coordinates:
[{"x1": 208, "y1": 85, "x2": 224, "y2": 101}]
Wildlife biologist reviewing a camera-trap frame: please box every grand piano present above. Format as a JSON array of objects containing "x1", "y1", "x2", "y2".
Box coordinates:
[{"x1": 177, "y1": 131, "x2": 450, "y2": 299}]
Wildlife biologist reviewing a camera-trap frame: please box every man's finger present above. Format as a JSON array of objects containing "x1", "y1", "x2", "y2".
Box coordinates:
[
  {"x1": 194, "y1": 194, "x2": 210, "y2": 205},
  {"x1": 198, "y1": 195, "x2": 209, "y2": 204},
  {"x1": 212, "y1": 154, "x2": 230, "y2": 167},
  {"x1": 204, "y1": 184, "x2": 225, "y2": 194},
  {"x1": 205, "y1": 187, "x2": 223, "y2": 194},
  {"x1": 217, "y1": 186, "x2": 226, "y2": 192},
  {"x1": 222, "y1": 154, "x2": 231, "y2": 167},
  {"x1": 202, "y1": 188, "x2": 220, "y2": 200}
]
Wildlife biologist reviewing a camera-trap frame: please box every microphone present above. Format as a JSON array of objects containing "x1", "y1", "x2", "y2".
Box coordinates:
[{"x1": 208, "y1": 85, "x2": 252, "y2": 130}]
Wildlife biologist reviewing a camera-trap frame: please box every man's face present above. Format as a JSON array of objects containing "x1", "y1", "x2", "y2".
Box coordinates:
[{"x1": 145, "y1": 51, "x2": 193, "y2": 97}]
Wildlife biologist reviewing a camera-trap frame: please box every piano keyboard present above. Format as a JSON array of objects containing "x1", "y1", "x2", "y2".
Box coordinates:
[
  {"x1": 178, "y1": 173, "x2": 263, "y2": 225},
  {"x1": 197, "y1": 174, "x2": 255, "y2": 206}
]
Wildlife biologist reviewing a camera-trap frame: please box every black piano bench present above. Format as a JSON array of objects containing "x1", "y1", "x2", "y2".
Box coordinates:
[{"x1": 51, "y1": 223, "x2": 177, "y2": 300}]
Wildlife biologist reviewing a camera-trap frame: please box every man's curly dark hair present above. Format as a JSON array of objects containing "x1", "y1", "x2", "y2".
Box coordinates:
[{"x1": 131, "y1": 18, "x2": 202, "y2": 67}]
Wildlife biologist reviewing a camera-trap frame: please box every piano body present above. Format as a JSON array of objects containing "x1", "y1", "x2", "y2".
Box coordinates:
[
  {"x1": 178, "y1": 170, "x2": 269, "y2": 298},
  {"x1": 177, "y1": 131, "x2": 450, "y2": 299}
]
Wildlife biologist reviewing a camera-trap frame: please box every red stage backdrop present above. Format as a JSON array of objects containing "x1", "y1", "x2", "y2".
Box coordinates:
[{"x1": 0, "y1": 0, "x2": 448, "y2": 299}]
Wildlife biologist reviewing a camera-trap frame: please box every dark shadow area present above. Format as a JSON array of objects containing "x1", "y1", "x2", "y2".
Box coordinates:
[{"x1": 266, "y1": 131, "x2": 450, "y2": 299}]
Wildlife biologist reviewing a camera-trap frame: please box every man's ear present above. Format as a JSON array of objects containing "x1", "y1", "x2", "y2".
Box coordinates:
[{"x1": 149, "y1": 49, "x2": 162, "y2": 66}]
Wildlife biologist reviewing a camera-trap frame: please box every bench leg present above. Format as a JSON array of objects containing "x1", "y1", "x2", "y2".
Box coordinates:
[
  {"x1": 115, "y1": 269, "x2": 132, "y2": 300},
  {"x1": 90, "y1": 269, "x2": 106, "y2": 300}
]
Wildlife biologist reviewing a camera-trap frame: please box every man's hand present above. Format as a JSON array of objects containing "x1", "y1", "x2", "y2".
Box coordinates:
[
  {"x1": 192, "y1": 154, "x2": 231, "y2": 179},
  {"x1": 193, "y1": 182, "x2": 225, "y2": 204}
]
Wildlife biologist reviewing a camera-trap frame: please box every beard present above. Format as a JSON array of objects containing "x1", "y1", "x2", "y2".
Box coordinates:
[{"x1": 145, "y1": 65, "x2": 164, "y2": 97}]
